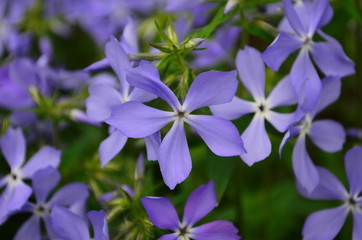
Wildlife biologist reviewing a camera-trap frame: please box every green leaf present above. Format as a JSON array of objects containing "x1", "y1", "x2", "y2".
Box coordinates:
[
  {"x1": 342, "y1": 0, "x2": 362, "y2": 25},
  {"x1": 208, "y1": 153, "x2": 238, "y2": 201}
]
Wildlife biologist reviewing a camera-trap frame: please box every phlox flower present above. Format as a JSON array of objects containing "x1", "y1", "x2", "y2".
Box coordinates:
[
  {"x1": 280, "y1": 77, "x2": 346, "y2": 193},
  {"x1": 0, "y1": 128, "x2": 60, "y2": 224},
  {"x1": 106, "y1": 61, "x2": 245, "y2": 189},
  {"x1": 211, "y1": 46, "x2": 298, "y2": 165},
  {"x1": 299, "y1": 146, "x2": 362, "y2": 240},
  {"x1": 13, "y1": 167, "x2": 89, "y2": 240},
  {"x1": 141, "y1": 181, "x2": 240, "y2": 240},
  {"x1": 262, "y1": 0, "x2": 355, "y2": 111},
  {"x1": 51, "y1": 205, "x2": 109, "y2": 240}
]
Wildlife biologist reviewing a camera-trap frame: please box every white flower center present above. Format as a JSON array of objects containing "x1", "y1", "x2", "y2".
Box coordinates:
[
  {"x1": 345, "y1": 193, "x2": 362, "y2": 212},
  {"x1": 253, "y1": 99, "x2": 270, "y2": 118},
  {"x1": 299, "y1": 114, "x2": 312, "y2": 136},
  {"x1": 7, "y1": 169, "x2": 23, "y2": 186},
  {"x1": 176, "y1": 223, "x2": 193, "y2": 240},
  {"x1": 301, "y1": 34, "x2": 314, "y2": 51},
  {"x1": 34, "y1": 203, "x2": 50, "y2": 217}
]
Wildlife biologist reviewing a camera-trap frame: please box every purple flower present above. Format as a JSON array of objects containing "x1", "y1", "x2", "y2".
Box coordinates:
[
  {"x1": 51, "y1": 205, "x2": 109, "y2": 240},
  {"x1": 13, "y1": 167, "x2": 89, "y2": 240},
  {"x1": 262, "y1": 0, "x2": 355, "y2": 111},
  {"x1": 85, "y1": 37, "x2": 157, "y2": 167},
  {"x1": 106, "y1": 61, "x2": 245, "y2": 189},
  {"x1": 192, "y1": 26, "x2": 240, "y2": 69},
  {"x1": 299, "y1": 146, "x2": 362, "y2": 240},
  {"x1": 280, "y1": 77, "x2": 346, "y2": 193},
  {"x1": 211, "y1": 46, "x2": 298, "y2": 166},
  {"x1": 0, "y1": 128, "x2": 60, "y2": 224},
  {"x1": 141, "y1": 181, "x2": 240, "y2": 240}
]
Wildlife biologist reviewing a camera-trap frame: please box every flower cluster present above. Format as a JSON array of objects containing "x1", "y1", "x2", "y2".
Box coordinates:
[{"x1": 0, "y1": 0, "x2": 360, "y2": 239}]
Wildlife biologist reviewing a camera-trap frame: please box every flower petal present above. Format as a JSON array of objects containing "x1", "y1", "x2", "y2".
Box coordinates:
[
  {"x1": 141, "y1": 197, "x2": 179, "y2": 230},
  {"x1": 99, "y1": 130, "x2": 128, "y2": 167},
  {"x1": 353, "y1": 211, "x2": 362, "y2": 240},
  {"x1": 105, "y1": 101, "x2": 174, "y2": 138},
  {"x1": 262, "y1": 32, "x2": 301, "y2": 71},
  {"x1": 187, "y1": 115, "x2": 245, "y2": 156},
  {"x1": 182, "y1": 181, "x2": 217, "y2": 226},
  {"x1": 290, "y1": 49, "x2": 322, "y2": 111},
  {"x1": 84, "y1": 58, "x2": 109, "y2": 72},
  {"x1": 14, "y1": 215, "x2": 41, "y2": 240},
  {"x1": 279, "y1": 126, "x2": 301, "y2": 156},
  {"x1": 105, "y1": 36, "x2": 130, "y2": 97},
  {"x1": 344, "y1": 146, "x2": 362, "y2": 196},
  {"x1": 157, "y1": 234, "x2": 178, "y2": 240},
  {"x1": 86, "y1": 83, "x2": 122, "y2": 122},
  {"x1": 51, "y1": 205, "x2": 90, "y2": 240},
  {"x1": 210, "y1": 97, "x2": 255, "y2": 120},
  {"x1": 309, "y1": 120, "x2": 346, "y2": 152},
  {"x1": 144, "y1": 132, "x2": 161, "y2": 161},
  {"x1": 236, "y1": 47, "x2": 265, "y2": 100},
  {"x1": 302, "y1": 206, "x2": 348, "y2": 240},
  {"x1": 158, "y1": 121, "x2": 191, "y2": 190},
  {"x1": 282, "y1": 0, "x2": 307, "y2": 36},
  {"x1": 126, "y1": 61, "x2": 180, "y2": 110},
  {"x1": 311, "y1": 40, "x2": 355, "y2": 78},
  {"x1": 128, "y1": 87, "x2": 157, "y2": 103},
  {"x1": 32, "y1": 167, "x2": 60, "y2": 203},
  {"x1": 240, "y1": 115, "x2": 271, "y2": 166},
  {"x1": 308, "y1": 0, "x2": 332, "y2": 35},
  {"x1": 311, "y1": 77, "x2": 341, "y2": 117},
  {"x1": 7, "y1": 182, "x2": 33, "y2": 212},
  {"x1": 183, "y1": 70, "x2": 238, "y2": 112},
  {"x1": 49, "y1": 183, "x2": 89, "y2": 206},
  {"x1": 292, "y1": 135, "x2": 319, "y2": 194},
  {"x1": 192, "y1": 220, "x2": 240, "y2": 240},
  {"x1": 22, "y1": 146, "x2": 61, "y2": 179},
  {"x1": 0, "y1": 128, "x2": 25, "y2": 170},
  {"x1": 297, "y1": 167, "x2": 347, "y2": 201},
  {"x1": 266, "y1": 111, "x2": 297, "y2": 133},
  {"x1": 267, "y1": 76, "x2": 298, "y2": 108},
  {"x1": 87, "y1": 210, "x2": 109, "y2": 240}
]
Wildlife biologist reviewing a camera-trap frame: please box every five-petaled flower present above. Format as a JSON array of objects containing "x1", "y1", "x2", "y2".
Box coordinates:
[{"x1": 141, "y1": 181, "x2": 240, "y2": 240}]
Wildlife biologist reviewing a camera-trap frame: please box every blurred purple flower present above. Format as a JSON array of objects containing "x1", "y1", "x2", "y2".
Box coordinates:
[
  {"x1": 86, "y1": 37, "x2": 158, "y2": 167},
  {"x1": 262, "y1": 0, "x2": 355, "y2": 111},
  {"x1": 13, "y1": 167, "x2": 89, "y2": 240},
  {"x1": 141, "y1": 181, "x2": 240, "y2": 240},
  {"x1": 106, "y1": 61, "x2": 245, "y2": 189},
  {"x1": 0, "y1": 128, "x2": 60, "y2": 224},
  {"x1": 192, "y1": 25, "x2": 240, "y2": 69},
  {"x1": 211, "y1": 46, "x2": 298, "y2": 166},
  {"x1": 299, "y1": 146, "x2": 362, "y2": 240},
  {"x1": 51, "y1": 205, "x2": 109, "y2": 240},
  {"x1": 280, "y1": 77, "x2": 346, "y2": 193}
]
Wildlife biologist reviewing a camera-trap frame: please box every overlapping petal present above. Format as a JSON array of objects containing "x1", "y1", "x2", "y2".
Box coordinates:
[
  {"x1": 51, "y1": 205, "x2": 90, "y2": 240},
  {"x1": 22, "y1": 146, "x2": 61, "y2": 178},
  {"x1": 87, "y1": 210, "x2": 109, "y2": 240},
  {"x1": 49, "y1": 183, "x2": 89, "y2": 206},
  {"x1": 311, "y1": 77, "x2": 341, "y2": 117},
  {"x1": 267, "y1": 76, "x2": 298, "y2": 108},
  {"x1": 144, "y1": 132, "x2": 161, "y2": 161},
  {"x1": 125, "y1": 61, "x2": 180, "y2": 110},
  {"x1": 282, "y1": 0, "x2": 306, "y2": 36},
  {"x1": 32, "y1": 167, "x2": 60, "y2": 203},
  {"x1": 14, "y1": 215, "x2": 41, "y2": 240},
  {"x1": 210, "y1": 97, "x2": 255, "y2": 120},
  {"x1": 353, "y1": 212, "x2": 362, "y2": 240},
  {"x1": 262, "y1": 32, "x2": 301, "y2": 72},
  {"x1": 266, "y1": 111, "x2": 297, "y2": 133}
]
